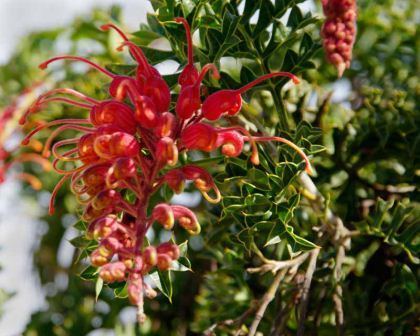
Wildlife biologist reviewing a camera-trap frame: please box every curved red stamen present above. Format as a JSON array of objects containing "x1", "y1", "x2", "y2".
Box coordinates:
[
  {"x1": 236, "y1": 72, "x2": 300, "y2": 94},
  {"x1": 16, "y1": 173, "x2": 43, "y2": 190},
  {"x1": 118, "y1": 41, "x2": 151, "y2": 76},
  {"x1": 70, "y1": 170, "x2": 87, "y2": 195},
  {"x1": 100, "y1": 24, "x2": 129, "y2": 41},
  {"x1": 39, "y1": 98, "x2": 93, "y2": 110},
  {"x1": 196, "y1": 63, "x2": 220, "y2": 85},
  {"x1": 43, "y1": 124, "x2": 93, "y2": 157},
  {"x1": 52, "y1": 156, "x2": 88, "y2": 175},
  {"x1": 21, "y1": 119, "x2": 91, "y2": 146},
  {"x1": 39, "y1": 55, "x2": 115, "y2": 78},
  {"x1": 38, "y1": 88, "x2": 100, "y2": 105},
  {"x1": 52, "y1": 140, "x2": 80, "y2": 161},
  {"x1": 12, "y1": 153, "x2": 52, "y2": 171},
  {"x1": 49, "y1": 175, "x2": 70, "y2": 214},
  {"x1": 20, "y1": 88, "x2": 98, "y2": 124},
  {"x1": 175, "y1": 17, "x2": 194, "y2": 65},
  {"x1": 252, "y1": 136, "x2": 312, "y2": 174}
]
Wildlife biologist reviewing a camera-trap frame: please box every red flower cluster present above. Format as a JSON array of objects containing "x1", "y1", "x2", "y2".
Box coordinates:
[
  {"x1": 321, "y1": 0, "x2": 357, "y2": 77},
  {"x1": 21, "y1": 18, "x2": 311, "y2": 321}
]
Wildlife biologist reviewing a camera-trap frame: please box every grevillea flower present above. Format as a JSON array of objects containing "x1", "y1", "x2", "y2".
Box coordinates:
[
  {"x1": 321, "y1": 0, "x2": 357, "y2": 77},
  {"x1": 21, "y1": 17, "x2": 313, "y2": 322}
]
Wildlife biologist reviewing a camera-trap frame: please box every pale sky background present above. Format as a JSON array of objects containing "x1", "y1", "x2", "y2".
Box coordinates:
[{"x1": 0, "y1": 0, "x2": 153, "y2": 64}]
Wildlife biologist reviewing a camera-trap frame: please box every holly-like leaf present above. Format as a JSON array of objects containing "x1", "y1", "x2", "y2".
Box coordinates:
[{"x1": 150, "y1": 270, "x2": 173, "y2": 302}]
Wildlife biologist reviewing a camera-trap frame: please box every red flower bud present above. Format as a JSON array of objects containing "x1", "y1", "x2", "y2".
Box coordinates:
[
  {"x1": 152, "y1": 203, "x2": 175, "y2": 230},
  {"x1": 80, "y1": 164, "x2": 110, "y2": 188},
  {"x1": 181, "y1": 165, "x2": 221, "y2": 204},
  {"x1": 82, "y1": 203, "x2": 112, "y2": 222},
  {"x1": 134, "y1": 95, "x2": 160, "y2": 128},
  {"x1": 156, "y1": 254, "x2": 172, "y2": 270},
  {"x1": 154, "y1": 112, "x2": 177, "y2": 138},
  {"x1": 113, "y1": 157, "x2": 137, "y2": 180},
  {"x1": 138, "y1": 75, "x2": 171, "y2": 114},
  {"x1": 202, "y1": 72, "x2": 299, "y2": 121},
  {"x1": 181, "y1": 123, "x2": 218, "y2": 152},
  {"x1": 94, "y1": 132, "x2": 139, "y2": 159},
  {"x1": 157, "y1": 242, "x2": 179, "y2": 258},
  {"x1": 175, "y1": 64, "x2": 219, "y2": 119},
  {"x1": 178, "y1": 63, "x2": 199, "y2": 87},
  {"x1": 78, "y1": 133, "x2": 100, "y2": 164},
  {"x1": 90, "y1": 248, "x2": 110, "y2": 267},
  {"x1": 216, "y1": 130, "x2": 244, "y2": 157},
  {"x1": 90, "y1": 100, "x2": 136, "y2": 134},
  {"x1": 92, "y1": 189, "x2": 121, "y2": 210},
  {"x1": 101, "y1": 236, "x2": 124, "y2": 253},
  {"x1": 127, "y1": 273, "x2": 143, "y2": 305},
  {"x1": 87, "y1": 215, "x2": 119, "y2": 240},
  {"x1": 171, "y1": 205, "x2": 201, "y2": 235},
  {"x1": 156, "y1": 137, "x2": 178, "y2": 166},
  {"x1": 163, "y1": 169, "x2": 185, "y2": 194},
  {"x1": 108, "y1": 76, "x2": 139, "y2": 101},
  {"x1": 143, "y1": 246, "x2": 158, "y2": 267},
  {"x1": 100, "y1": 261, "x2": 127, "y2": 283}
]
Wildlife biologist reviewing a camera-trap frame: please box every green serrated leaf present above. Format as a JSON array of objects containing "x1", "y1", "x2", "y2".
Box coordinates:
[
  {"x1": 178, "y1": 240, "x2": 188, "y2": 257},
  {"x1": 132, "y1": 30, "x2": 162, "y2": 45},
  {"x1": 69, "y1": 235, "x2": 90, "y2": 248},
  {"x1": 113, "y1": 283, "x2": 128, "y2": 298},
  {"x1": 79, "y1": 265, "x2": 98, "y2": 280},
  {"x1": 150, "y1": 270, "x2": 173, "y2": 302},
  {"x1": 105, "y1": 64, "x2": 136, "y2": 76},
  {"x1": 73, "y1": 220, "x2": 87, "y2": 231}
]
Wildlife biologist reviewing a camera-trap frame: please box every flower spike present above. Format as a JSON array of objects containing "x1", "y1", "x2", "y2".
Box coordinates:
[{"x1": 20, "y1": 15, "x2": 317, "y2": 324}]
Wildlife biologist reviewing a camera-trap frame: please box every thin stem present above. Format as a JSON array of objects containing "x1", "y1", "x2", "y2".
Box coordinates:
[
  {"x1": 333, "y1": 245, "x2": 345, "y2": 336},
  {"x1": 297, "y1": 248, "x2": 320, "y2": 336},
  {"x1": 248, "y1": 269, "x2": 287, "y2": 336}
]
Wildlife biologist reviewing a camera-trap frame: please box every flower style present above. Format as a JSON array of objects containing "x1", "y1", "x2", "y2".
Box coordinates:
[
  {"x1": 21, "y1": 18, "x2": 312, "y2": 322},
  {"x1": 0, "y1": 84, "x2": 52, "y2": 189},
  {"x1": 321, "y1": 0, "x2": 357, "y2": 77}
]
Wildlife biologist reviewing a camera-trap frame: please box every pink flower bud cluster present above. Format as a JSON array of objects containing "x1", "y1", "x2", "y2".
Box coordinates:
[
  {"x1": 321, "y1": 0, "x2": 357, "y2": 77},
  {"x1": 21, "y1": 19, "x2": 312, "y2": 321}
]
